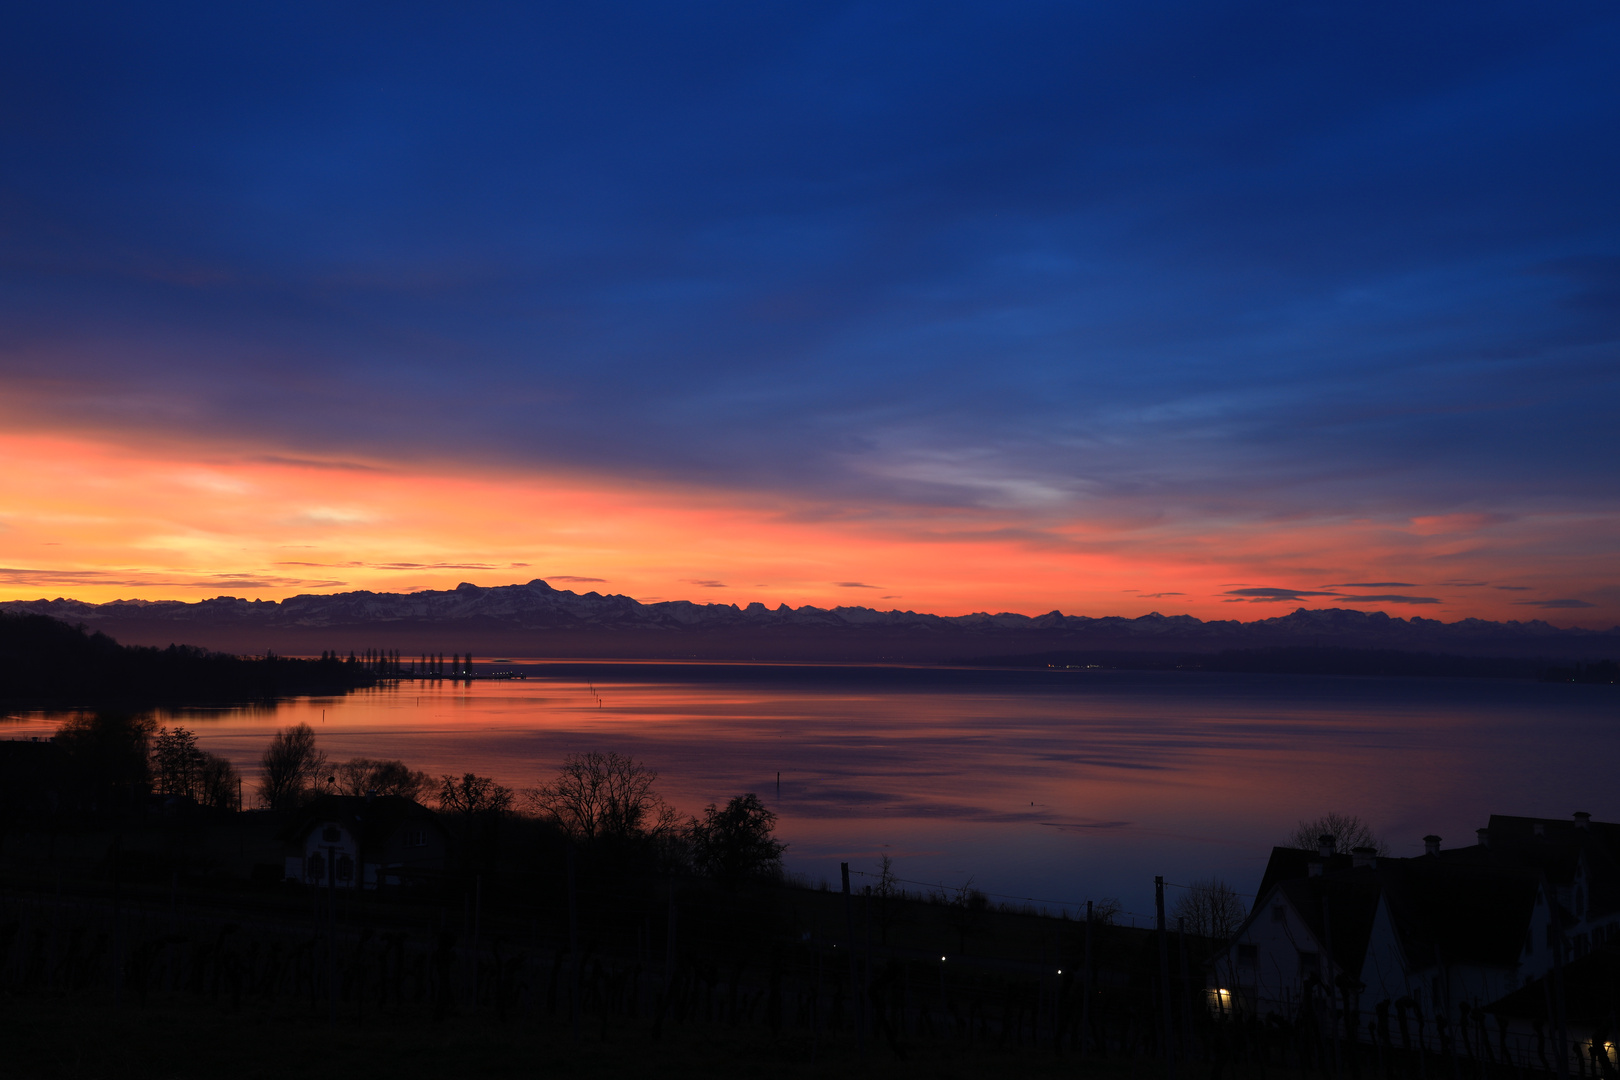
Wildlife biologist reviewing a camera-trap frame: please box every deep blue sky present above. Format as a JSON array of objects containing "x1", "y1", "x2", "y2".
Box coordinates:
[{"x1": 1, "y1": 3, "x2": 1617, "y2": 617}]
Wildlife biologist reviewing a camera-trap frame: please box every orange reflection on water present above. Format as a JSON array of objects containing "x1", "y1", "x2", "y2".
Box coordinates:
[{"x1": 11, "y1": 667, "x2": 1615, "y2": 915}]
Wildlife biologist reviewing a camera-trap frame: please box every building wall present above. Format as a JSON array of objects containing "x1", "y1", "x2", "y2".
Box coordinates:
[
  {"x1": 1213, "y1": 889, "x2": 1333, "y2": 1021},
  {"x1": 288, "y1": 821, "x2": 361, "y2": 889}
]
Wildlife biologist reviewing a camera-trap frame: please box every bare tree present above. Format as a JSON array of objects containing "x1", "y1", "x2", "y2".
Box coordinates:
[
  {"x1": 152, "y1": 726, "x2": 202, "y2": 798},
  {"x1": 1287, "y1": 812, "x2": 1386, "y2": 855},
  {"x1": 874, "y1": 854, "x2": 905, "y2": 944},
  {"x1": 335, "y1": 757, "x2": 433, "y2": 801},
  {"x1": 195, "y1": 753, "x2": 241, "y2": 811},
  {"x1": 942, "y1": 878, "x2": 992, "y2": 955},
  {"x1": 437, "y1": 772, "x2": 514, "y2": 816},
  {"x1": 1090, "y1": 897, "x2": 1124, "y2": 926},
  {"x1": 688, "y1": 793, "x2": 785, "y2": 880},
  {"x1": 257, "y1": 722, "x2": 326, "y2": 810},
  {"x1": 525, "y1": 751, "x2": 678, "y2": 844},
  {"x1": 56, "y1": 711, "x2": 155, "y2": 812},
  {"x1": 1172, "y1": 877, "x2": 1246, "y2": 940}
]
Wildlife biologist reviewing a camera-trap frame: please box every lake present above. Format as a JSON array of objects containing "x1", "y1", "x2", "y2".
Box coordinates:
[{"x1": 7, "y1": 663, "x2": 1616, "y2": 921}]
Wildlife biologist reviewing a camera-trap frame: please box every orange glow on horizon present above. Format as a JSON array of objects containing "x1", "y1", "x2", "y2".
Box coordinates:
[{"x1": 0, "y1": 430, "x2": 1612, "y2": 626}]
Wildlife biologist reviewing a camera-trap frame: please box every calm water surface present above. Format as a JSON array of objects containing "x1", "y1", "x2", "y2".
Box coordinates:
[{"x1": 10, "y1": 664, "x2": 1617, "y2": 920}]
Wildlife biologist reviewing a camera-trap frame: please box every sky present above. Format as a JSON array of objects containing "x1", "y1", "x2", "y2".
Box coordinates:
[{"x1": 1, "y1": 2, "x2": 1617, "y2": 624}]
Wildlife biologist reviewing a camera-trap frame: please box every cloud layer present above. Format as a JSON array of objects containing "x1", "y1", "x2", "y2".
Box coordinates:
[{"x1": 0, "y1": 4, "x2": 1615, "y2": 620}]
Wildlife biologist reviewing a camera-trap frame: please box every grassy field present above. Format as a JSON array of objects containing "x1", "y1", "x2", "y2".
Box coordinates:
[{"x1": 3, "y1": 994, "x2": 1161, "y2": 1080}]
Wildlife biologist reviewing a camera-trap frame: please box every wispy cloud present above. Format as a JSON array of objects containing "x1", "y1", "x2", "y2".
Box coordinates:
[
  {"x1": 1335, "y1": 594, "x2": 1441, "y2": 605},
  {"x1": 684, "y1": 579, "x2": 727, "y2": 588},
  {"x1": 1223, "y1": 587, "x2": 1340, "y2": 602},
  {"x1": 1324, "y1": 582, "x2": 1416, "y2": 589},
  {"x1": 276, "y1": 561, "x2": 528, "y2": 571},
  {"x1": 1513, "y1": 598, "x2": 1595, "y2": 609},
  {"x1": 0, "y1": 567, "x2": 346, "y2": 589},
  {"x1": 834, "y1": 581, "x2": 879, "y2": 588},
  {"x1": 550, "y1": 575, "x2": 607, "y2": 583},
  {"x1": 252, "y1": 455, "x2": 387, "y2": 473}
]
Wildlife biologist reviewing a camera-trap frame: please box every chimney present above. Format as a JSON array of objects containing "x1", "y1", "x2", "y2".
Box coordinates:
[
  {"x1": 1318, "y1": 834, "x2": 1336, "y2": 859},
  {"x1": 1423, "y1": 834, "x2": 1442, "y2": 856},
  {"x1": 1308, "y1": 859, "x2": 1324, "y2": 878},
  {"x1": 1352, "y1": 846, "x2": 1376, "y2": 870},
  {"x1": 1476, "y1": 827, "x2": 1490, "y2": 848},
  {"x1": 1575, "y1": 811, "x2": 1591, "y2": 830}
]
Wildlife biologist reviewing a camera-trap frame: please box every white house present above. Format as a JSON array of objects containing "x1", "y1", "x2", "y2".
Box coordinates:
[
  {"x1": 1210, "y1": 813, "x2": 1620, "y2": 1073},
  {"x1": 280, "y1": 794, "x2": 449, "y2": 890}
]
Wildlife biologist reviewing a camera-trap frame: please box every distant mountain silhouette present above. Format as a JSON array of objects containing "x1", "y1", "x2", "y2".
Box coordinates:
[{"x1": 1, "y1": 579, "x2": 1615, "y2": 663}]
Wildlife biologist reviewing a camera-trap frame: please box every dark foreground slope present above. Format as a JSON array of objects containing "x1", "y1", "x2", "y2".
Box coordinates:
[
  {"x1": 3, "y1": 578, "x2": 1616, "y2": 664},
  {"x1": 0, "y1": 612, "x2": 376, "y2": 705}
]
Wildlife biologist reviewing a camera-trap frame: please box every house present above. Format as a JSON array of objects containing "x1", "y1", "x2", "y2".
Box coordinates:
[
  {"x1": 280, "y1": 794, "x2": 449, "y2": 889},
  {"x1": 1210, "y1": 812, "x2": 1620, "y2": 1072}
]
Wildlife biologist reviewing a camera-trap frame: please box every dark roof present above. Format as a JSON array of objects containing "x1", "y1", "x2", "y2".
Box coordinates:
[
  {"x1": 1244, "y1": 852, "x2": 1540, "y2": 980},
  {"x1": 1475, "y1": 814, "x2": 1620, "y2": 920},
  {"x1": 1274, "y1": 871, "x2": 1383, "y2": 980},
  {"x1": 1487, "y1": 945, "x2": 1620, "y2": 1026},
  {"x1": 279, "y1": 794, "x2": 442, "y2": 850},
  {"x1": 1256, "y1": 845, "x2": 1357, "y2": 903},
  {"x1": 1377, "y1": 857, "x2": 1541, "y2": 968}
]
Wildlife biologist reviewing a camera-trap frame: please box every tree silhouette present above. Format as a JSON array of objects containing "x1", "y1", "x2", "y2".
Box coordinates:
[
  {"x1": 525, "y1": 751, "x2": 678, "y2": 845},
  {"x1": 335, "y1": 757, "x2": 433, "y2": 800},
  {"x1": 257, "y1": 722, "x2": 326, "y2": 810},
  {"x1": 689, "y1": 793, "x2": 785, "y2": 880},
  {"x1": 1286, "y1": 812, "x2": 1386, "y2": 854},
  {"x1": 1171, "y1": 877, "x2": 1246, "y2": 940},
  {"x1": 55, "y1": 711, "x2": 155, "y2": 813},
  {"x1": 437, "y1": 772, "x2": 514, "y2": 816},
  {"x1": 151, "y1": 725, "x2": 240, "y2": 809}
]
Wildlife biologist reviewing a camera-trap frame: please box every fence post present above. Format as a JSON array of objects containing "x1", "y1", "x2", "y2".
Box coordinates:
[
  {"x1": 1158, "y1": 876, "x2": 1176, "y2": 1080},
  {"x1": 1081, "y1": 899, "x2": 1093, "y2": 1056},
  {"x1": 842, "y1": 861, "x2": 864, "y2": 1051},
  {"x1": 568, "y1": 842, "x2": 580, "y2": 1044},
  {"x1": 1179, "y1": 915, "x2": 1194, "y2": 1060}
]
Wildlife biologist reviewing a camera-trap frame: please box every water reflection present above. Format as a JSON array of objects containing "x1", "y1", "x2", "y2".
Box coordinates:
[{"x1": 8, "y1": 665, "x2": 1616, "y2": 918}]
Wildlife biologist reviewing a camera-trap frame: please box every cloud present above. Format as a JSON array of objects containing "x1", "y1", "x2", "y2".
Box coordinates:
[
  {"x1": 1494, "y1": 585, "x2": 1532, "y2": 591},
  {"x1": 275, "y1": 561, "x2": 527, "y2": 571},
  {"x1": 684, "y1": 580, "x2": 727, "y2": 588},
  {"x1": 549, "y1": 575, "x2": 607, "y2": 583},
  {"x1": 252, "y1": 455, "x2": 387, "y2": 473},
  {"x1": 288, "y1": 508, "x2": 377, "y2": 526},
  {"x1": 1409, "y1": 514, "x2": 1515, "y2": 537},
  {"x1": 0, "y1": 4, "x2": 1616, "y2": 624},
  {"x1": 1513, "y1": 598, "x2": 1596, "y2": 609},
  {"x1": 1335, "y1": 594, "x2": 1442, "y2": 605},
  {"x1": 1139, "y1": 592, "x2": 1186, "y2": 598},
  {"x1": 1324, "y1": 582, "x2": 1416, "y2": 588},
  {"x1": 833, "y1": 581, "x2": 879, "y2": 588},
  {"x1": 1223, "y1": 587, "x2": 1341, "y2": 602},
  {"x1": 0, "y1": 567, "x2": 345, "y2": 589}
]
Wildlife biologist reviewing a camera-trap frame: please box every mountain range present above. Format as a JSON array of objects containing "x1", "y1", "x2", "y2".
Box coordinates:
[{"x1": 2, "y1": 579, "x2": 1615, "y2": 663}]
